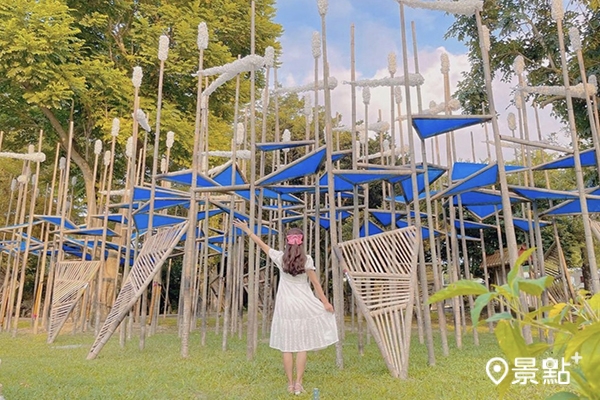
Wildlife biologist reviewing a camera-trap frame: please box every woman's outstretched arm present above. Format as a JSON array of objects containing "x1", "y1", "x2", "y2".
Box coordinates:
[
  {"x1": 306, "y1": 269, "x2": 334, "y2": 313},
  {"x1": 233, "y1": 219, "x2": 271, "y2": 254}
]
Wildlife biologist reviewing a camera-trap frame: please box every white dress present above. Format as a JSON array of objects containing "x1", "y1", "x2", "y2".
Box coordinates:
[{"x1": 268, "y1": 249, "x2": 339, "y2": 352}]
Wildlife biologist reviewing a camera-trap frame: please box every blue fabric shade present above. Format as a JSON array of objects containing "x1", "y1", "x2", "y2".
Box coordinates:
[
  {"x1": 256, "y1": 146, "x2": 327, "y2": 186},
  {"x1": 453, "y1": 220, "x2": 496, "y2": 230},
  {"x1": 132, "y1": 186, "x2": 189, "y2": 201},
  {"x1": 412, "y1": 115, "x2": 492, "y2": 139},
  {"x1": 534, "y1": 148, "x2": 596, "y2": 170},
  {"x1": 319, "y1": 174, "x2": 356, "y2": 192},
  {"x1": 512, "y1": 218, "x2": 550, "y2": 231},
  {"x1": 35, "y1": 215, "x2": 78, "y2": 230},
  {"x1": 464, "y1": 204, "x2": 498, "y2": 220},
  {"x1": 450, "y1": 189, "x2": 525, "y2": 207},
  {"x1": 509, "y1": 186, "x2": 579, "y2": 202},
  {"x1": 395, "y1": 163, "x2": 446, "y2": 203},
  {"x1": 159, "y1": 170, "x2": 219, "y2": 188},
  {"x1": 359, "y1": 221, "x2": 384, "y2": 237},
  {"x1": 64, "y1": 228, "x2": 119, "y2": 237},
  {"x1": 256, "y1": 140, "x2": 315, "y2": 151},
  {"x1": 212, "y1": 162, "x2": 247, "y2": 186},
  {"x1": 132, "y1": 214, "x2": 188, "y2": 232},
  {"x1": 234, "y1": 188, "x2": 302, "y2": 203},
  {"x1": 135, "y1": 199, "x2": 190, "y2": 213}
]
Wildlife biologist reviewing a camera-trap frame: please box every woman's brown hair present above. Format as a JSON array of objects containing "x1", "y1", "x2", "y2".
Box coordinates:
[{"x1": 282, "y1": 228, "x2": 306, "y2": 276}]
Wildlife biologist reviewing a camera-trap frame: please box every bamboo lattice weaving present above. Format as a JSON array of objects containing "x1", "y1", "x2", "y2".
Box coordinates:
[
  {"x1": 87, "y1": 221, "x2": 188, "y2": 359},
  {"x1": 47, "y1": 260, "x2": 101, "y2": 343},
  {"x1": 336, "y1": 226, "x2": 419, "y2": 379}
]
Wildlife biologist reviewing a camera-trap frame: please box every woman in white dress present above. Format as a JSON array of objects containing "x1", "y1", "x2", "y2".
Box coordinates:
[{"x1": 233, "y1": 220, "x2": 338, "y2": 395}]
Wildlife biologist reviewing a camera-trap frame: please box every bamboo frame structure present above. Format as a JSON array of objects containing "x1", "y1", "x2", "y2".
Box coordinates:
[
  {"x1": 47, "y1": 260, "x2": 101, "y2": 343},
  {"x1": 87, "y1": 221, "x2": 187, "y2": 359},
  {"x1": 336, "y1": 226, "x2": 419, "y2": 379}
]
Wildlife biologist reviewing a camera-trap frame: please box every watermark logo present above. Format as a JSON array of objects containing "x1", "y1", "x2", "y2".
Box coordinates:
[
  {"x1": 486, "y1": 357, "x2": 509, "y2": 385},
  {"x1": 485, "y1": 352, "x2": 581, "y2": 386}
]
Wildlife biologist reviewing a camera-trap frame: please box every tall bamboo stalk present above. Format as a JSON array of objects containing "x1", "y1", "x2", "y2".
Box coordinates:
[
  {"x1": 319, "y1": 0, "x2": 344, "y2": 368},
  {"x1": 182, "y1": 22, "x2": 207, "y2": 358},
  {"x1": 12, "y1": 133, "x2": 44, "y2": 337},
  {"x1": 397, "y1": 2, "x2": 435, "y2": 365},
  {"x1": 552, "y1": 2, "x2": 600, "y2": 293}
]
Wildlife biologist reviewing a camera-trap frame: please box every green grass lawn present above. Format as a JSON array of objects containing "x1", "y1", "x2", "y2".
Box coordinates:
[{"x1": 0, "y1": 320, "x2": 571, "y2": 399}]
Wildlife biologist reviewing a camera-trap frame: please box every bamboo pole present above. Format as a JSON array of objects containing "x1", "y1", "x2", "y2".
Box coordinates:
[
  {"x1": 552, "y1": 4, "x2": 600, "y2": 293},
  {"x1": 397, "y1": 2, "x2": 435, "y2": 364},
  {"x1": 319, "y1": 0, "x2": 344, "y2": 368},
  {"x1": 32, "y1": 143, "x2": 60, "y2": 334},
  {"x1": 0, "y1": 178, "x2": 17, "y2": 331},
  {"x1": 181, "y1": 22, "x2": 207, "y2": 358},
  {"x1": 12, "y1": 133, "x2": 44, "y2": 337},
  {"x1": 147, "y1": 35, "x2": 170, "y2": 338}
]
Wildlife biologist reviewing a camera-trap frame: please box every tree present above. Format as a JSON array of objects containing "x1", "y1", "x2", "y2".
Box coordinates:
[
  {"x1": 447, "y1": 0, "x2": 600, "y2": 140},
  {"x1": 0, "y1": 0, "x2": 282, "y2": 215}
]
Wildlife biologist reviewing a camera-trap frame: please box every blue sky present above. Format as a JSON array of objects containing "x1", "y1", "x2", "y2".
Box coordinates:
[
  {"x1": 271, "y1": 0, "x2": 569, "y2": 164},
  {"x1": 274, "y1": 0, "x2": 465, "y2": 83}
]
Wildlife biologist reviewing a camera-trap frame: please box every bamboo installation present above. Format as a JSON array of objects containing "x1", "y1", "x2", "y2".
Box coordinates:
[{"x1": 1, "y1": 0, "x2": 599, "y2": 384}]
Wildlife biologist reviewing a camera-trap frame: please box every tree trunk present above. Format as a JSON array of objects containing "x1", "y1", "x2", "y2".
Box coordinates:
[{"x1": 40, "y1": 107, "x2": 97, "y2": 217}]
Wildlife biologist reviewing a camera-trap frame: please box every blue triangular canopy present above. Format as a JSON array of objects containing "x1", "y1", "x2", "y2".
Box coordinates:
[
  {"x1": 132, "y1": 186, "x2": 189, "y2": 202},
  {"x1": 371, "y1": 211, "x2": 401, "y2": 227},
  {"x1": 359, "y1": 221, "x2": 384, "y2": 237},
  {"x1": 395, "y1": 163, "x2": 446, "y2": 203},
  {"x1": 318, "y1": 174, "x2": 356, "y2": 192},
  {"x1": 464, "y1": 204, "x2": 498, "y2": 220},
  {"x1": 543, "y1": 197, "x2": 600, "y2": 216},
  {"x1": 534, "y1": 148, "x2": 596, "y2": 170},
  {"x1": 437, "y1": 163, "x2": 523, "y2": 199},
  {"x1": 135, "y1": 198, "x2": 190, "y2": 214},
  {"x1": 453, "y1": 220, "x2": 496, "y2": 230},
  {"x1": 450, "y1": 189, "x2": 526, "y2": 206},
  {"x1": 411, "y1": 115, "x2": 492, "y2": 139},
  {"x1": 509, "y1": 186, "x2": 579, "y2": 202},
  {"x1": 132, "y1": 214, "x2": 188, "y2": 232},
  {"x1": 336, "y1": 171, "x2": 409, "y2": 186},
  {"x1": 512, "y1": 218, "x2": 550, "y2": 231},
  {"x1": 309, "y1": 210, "x2": 352, "y2": 229},
  {"x1": 396, "y1": 220, "x2": 440, "y2": 239},
  {"x1": 35, "y1": 215, "x2": 78, "y2": 230},
  {"x1": 234, "y1": 188, "x2": 302, "y2": 203},
  {"x1": 451, "y1": 162, "x2": 489, "y2": 181},
  {"x1": 64, "y1": 227, "x2": 119, "y2": 237},
  {"x1": 159, "y1": 170, "x2": 219, "y2": 188},
  {"x1": 92, "y1": 214, "x2": 129, "y2": 225},
  {"x1": 256, "y1": 140, "x2": 315, "y2": 151},
  {"x1": 264, "y1": 185, "x2": 316, "y2": 195},
  {"x1": 212, "y1": 163, "x2": 247, "y2": 186},
  {"x1": 256, "y1": 146, "x2": 327, "y2": 186}
]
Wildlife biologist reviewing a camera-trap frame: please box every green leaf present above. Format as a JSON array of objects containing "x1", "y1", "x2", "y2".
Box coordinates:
[
  {"x1": 526, "y1": 342, "x2": 551, "y2": 357},
  {"x1": 495, "y1": 320, "x2": 528, "y2": 359},
  {"x1": 507, "y1": 264, "x2": 520, "y2": 289},
  {"x1": 587, "y1": 292, "x2": 600, "y2": 318},
  {"x1": 549, "y1": 303, "x2": 568, "y2": 319},
  {"x1": 565, "y1": 321, "x2": 600, "y2": 360},
  {"x1": 545, "y1": 392, "x2": 580, "y2": 400},
  {"x1": 517, "y1": 276, "x2": 554, "y2": 296},
  {"x1": 471, "y1": 292, "x2": 497, "y2": 324},
  {"x1": 486, "y1": 312, "x2": 513, "y2": 322},
  {"x1": 515, "y1": 247, "x2": 536, "y2": 269},
  {"x1": 428, "y1": 280, "x2": 488, "y2": 304}
]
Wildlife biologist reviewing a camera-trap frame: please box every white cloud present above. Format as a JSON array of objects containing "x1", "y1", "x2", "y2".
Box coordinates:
[{"x1": 274, "y1": 1, "x2": 570, "y2": 169}]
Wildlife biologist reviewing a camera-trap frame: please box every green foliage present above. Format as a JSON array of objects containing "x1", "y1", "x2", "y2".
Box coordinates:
[
  {"x1": 429, "y1": 247, "x2": 600, "y2": 399},
  {"x1": 0, "y1": 0, "x2": 283, "y2": 211},
  {"x1": 447, "y1": 1, "x2": 600, "y2": 140}
]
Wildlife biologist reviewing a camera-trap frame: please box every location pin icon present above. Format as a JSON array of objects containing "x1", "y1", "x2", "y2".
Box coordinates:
[{"x1": 486, "y1": 357, "x2": 509, "y2": 385}]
